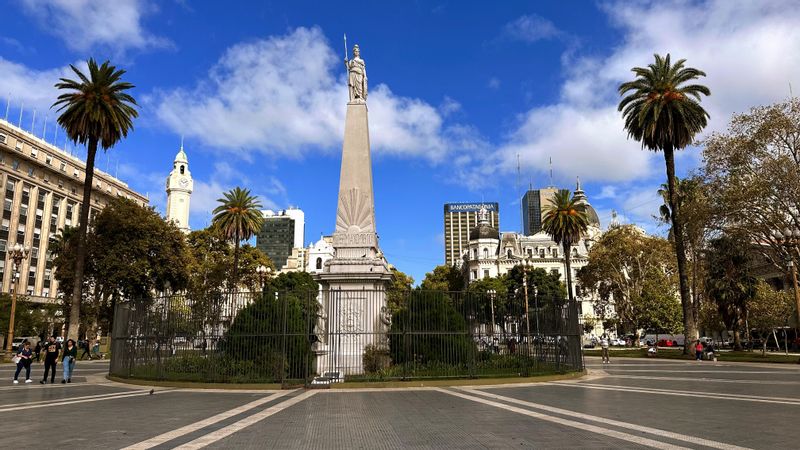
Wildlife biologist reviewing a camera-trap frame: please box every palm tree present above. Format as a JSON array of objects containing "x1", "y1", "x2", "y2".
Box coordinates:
[
  {"x1": 52, "y1": 59, "x2": 138, "y2": 340},
  {"x1": 542, "y1": 189, "x2": 589, "y2": 301},
  {"x1": 618, "y1": 53, "x2": 710, "y2": 353},
  {"x1": 212, "y1": 187, "x2": 264, "y2": 288}
]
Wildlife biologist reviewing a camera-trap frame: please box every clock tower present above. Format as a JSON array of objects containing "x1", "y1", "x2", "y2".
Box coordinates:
[{"x1": 165, "y1": 143, "x2": 193, "y2": 233}]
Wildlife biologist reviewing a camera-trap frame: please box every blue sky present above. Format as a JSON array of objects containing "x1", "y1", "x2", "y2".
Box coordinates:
[{"x1": 2, "y1": 1, "x2": 799, "y2": 284}]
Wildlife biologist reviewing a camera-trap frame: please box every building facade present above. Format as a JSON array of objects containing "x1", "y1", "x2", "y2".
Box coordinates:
[
  {"x1": 165, "y1": 144, "x2": 193, "y2": 233},
  {"x1": 255, "y1": 208, "x2": 305, "y2": 271},
  {"x1": 443, "y1": 202, "x2": 499, "y2": 267},
  {"x1": 521, "y1": 187, "x2": 558, "y2": 236},
  {"x1": 0, "y1": 118, "x2": 148, "y2": 303},
  {"x1": 460, "y1": 183, "x2": 606, "y2": 336}
]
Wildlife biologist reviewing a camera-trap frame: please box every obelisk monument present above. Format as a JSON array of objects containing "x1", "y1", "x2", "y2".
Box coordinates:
[{"x1": 314, "y1": 42, "x2": 392, "y2": 376}]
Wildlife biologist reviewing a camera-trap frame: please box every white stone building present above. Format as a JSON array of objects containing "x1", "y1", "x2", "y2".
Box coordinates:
[{"x1": 460, "y1": 182, "x2": 607, "y2": 336}]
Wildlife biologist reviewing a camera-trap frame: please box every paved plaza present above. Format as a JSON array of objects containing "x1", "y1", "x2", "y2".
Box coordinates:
[{"x1": 1, "y1": 357, "x2": 798, "y2": 449}]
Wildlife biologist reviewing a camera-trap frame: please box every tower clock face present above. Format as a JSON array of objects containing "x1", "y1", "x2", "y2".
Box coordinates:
[{"x1": 179, "y1": 177, "x2": 190, "y2": 188}]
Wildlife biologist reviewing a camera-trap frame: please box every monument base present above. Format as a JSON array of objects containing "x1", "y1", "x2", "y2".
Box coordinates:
[{"x1": 314, "y1": 258, "x2": 392, "y2": 376}]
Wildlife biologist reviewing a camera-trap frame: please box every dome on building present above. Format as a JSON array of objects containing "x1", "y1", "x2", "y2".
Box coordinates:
[
  {"x1": 469, "y1": 207, "x2": 500, "y2": 240},
  {"x1": 573, "y1": 178, "x2": 600, "y2": 227}
]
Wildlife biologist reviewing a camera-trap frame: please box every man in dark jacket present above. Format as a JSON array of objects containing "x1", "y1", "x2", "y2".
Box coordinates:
[{"x1": 40, "y1": 336, "x2": 60, "y2": 384}]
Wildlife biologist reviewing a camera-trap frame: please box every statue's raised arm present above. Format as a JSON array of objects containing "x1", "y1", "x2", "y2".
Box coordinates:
[{"x1": 346, "y1": 44, "x2": 368, "y2": 103}]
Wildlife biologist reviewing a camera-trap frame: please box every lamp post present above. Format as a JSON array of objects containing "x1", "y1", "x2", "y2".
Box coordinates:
[
  {"x1": 5, "y1": 243, "x2": 31, "y2": 354},
  {"x1": 256, "y1": 265, "x2": 272, "y2": 292},
  {"x1": 773, "y1": 227, "x2": 800, "y2": 332},
  {"x1": 522, "y1": 258, "x2": 532, "y2": 344}
]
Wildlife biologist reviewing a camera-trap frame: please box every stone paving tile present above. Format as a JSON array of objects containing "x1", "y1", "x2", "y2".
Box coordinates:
[
  {"x1": 207, "y1": 390, "x2": 651, "y2": 449},
  {"x1": 0, "y1": 390, "x2": 267, "y2": 450},
  {"x1": 483, "y1": 383, "x2": 796, "y2": 449}
]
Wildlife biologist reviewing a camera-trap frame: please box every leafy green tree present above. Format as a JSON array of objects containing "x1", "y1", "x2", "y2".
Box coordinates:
[
  {"x1": 0, "y1": 294, "x2": 60, "y2": 341},
  {"x1": 542, "y1": 189, "x2": 589, "y2": 300},
  {"x1": 702, "y1": 98, "x2": 800, "y2": 328},
  {"x1": 505, "y1": 265, "x2": 567, "y2": 300},
  {"x1": 705, "y1": 235, "x2": 758, "y2": 350},
  {"x1": 387, "y1": 267, "x2": 414, "y2": 313},
  {"x1": 53, "y1": 59, "x2": 139, "y2": 340},
  {"x1": 92, "y1": 198, "x2": 190, "y2": 301},
  {"x1": 658, "y1": 175, "x2": 712, "y2": 329},
  {"x1": 749, "y1": 281, "x2": 794, "y2": 355},
  {"x1": 236, "y1": 245, "x2": 274, "y2": 292},
  {"x1": 389, "y1": 292, "x2": 476, "y2": 366},
  {"x1": 212, "y1": 187, "x2": 264, "y2": 288},
  {"x1": 468, "y1": 275, "x2": 511, "y2": 332},
  {"x1": 420, "y1": 264, "x2": 464, "y2": 292},
  {"x1": 618, "y1": 53, "x2": 711, "y2": 352},
  {"x1": 578, "y1": 225, "x2": 681, "y2": 343}
]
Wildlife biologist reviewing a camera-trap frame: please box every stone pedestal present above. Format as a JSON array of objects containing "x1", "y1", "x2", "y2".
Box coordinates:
[{"x1": 313, "y1": 101, "x2": 392, "y2": 376}]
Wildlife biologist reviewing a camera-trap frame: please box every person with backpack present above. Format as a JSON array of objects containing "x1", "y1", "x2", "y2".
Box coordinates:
[
  {"x1": 13, "y1": 340, "x2": 33, "y2": 384},
  {"x1": 61, "y1": 339, "x2": 78, "y2": 383},
  {"x1": 40, "y1": 336, "x2": 60, "y2": 384},
  {"x1": 695, "y1": 340, "x2": 704, "y2": 361},
  {"x1": 600, "y1": 334, "x2": 610, "y2": 364}
]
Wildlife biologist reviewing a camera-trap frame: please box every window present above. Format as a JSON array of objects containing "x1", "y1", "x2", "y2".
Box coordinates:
[
  {"x1": 0, "y1": 133, "x2": 6, "y2": 144},
  {"x1": 471, "y1": 270, "x2": 477, "y2": 280},
  {"x1": 73, "y1": 169, "x2": 79, "y2": 178},
  {"x1": 57, "y1": 179, "x2": 64, "y2": 189},
  {"x1": 6, "y1": 179, "x2": 15, "y2": 192},
  {"x1": 12, "y1": 160, "x2": 20, "y2": 171},
  {"x1": 1, "y1": 218, "x2": 8, "y2": 231},
  {"x1": 59, "y1": 162, "x2": 66, "y2": 172},
  {"x1": 27, "y1": 166, "x2": 35, "y2": 178},
  {"x1": 572, "y1": 248, "x2": 578, "y2": 257},
  {"x1": 30, "y1": 147, "x2": 38, "y2": 158},
  {"x1": 45, "y1": 155, "x2": 52, "y2": 166},
  {"x1": 482, "y1": 248, "x2": 488, "y2": 259},
  {"x1": 3, "y1": 199, "x2": 11, "y2": 212},
  {"x1": 483, "y1": 269, "x2": 490, "y2": 279},
  {"x1": 42, "y1": 288, "x2": 50, "y2": 297},
  {"x1": 552, "y1": 248, "x2": 559, "y2": 258},
  {"x1": 539, "y1": 249, "x2": 545, "y2": 258},
  {"x1": 0, "y1": 154, "x2": 4, "y2": 165},
  {"x1": 527, "y1": 248, "x2": 533, "y2": 257},
  {"x1": 15, "y1": 140, "x2": 23, "y2": 151},
  {"x1": 316, "y1": 258, "x2": 322, "y2": 270},
  {"x1": 472, "y1": 248, "x2": 478, "y2": 260},
  {"x1": 180, "y1": 165, "x2": 185, "y2": 175},
  {"x1": 507, "y1": 249, "x2": 513, "y2": 258},
  {"x1": 32, "y1": 247, "x2": 39, "y2": 258}
]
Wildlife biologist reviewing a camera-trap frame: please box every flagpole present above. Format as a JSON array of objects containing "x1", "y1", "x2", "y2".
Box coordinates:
[
  {"x1": 3, "y1": 95, "x2": 9, "y2": 121},
  {"x1": 31, "y1": 109, "x2": 36, "y2": 133},
  {"x1": 18, "y1": 102, "x2": 23, "y2": 128},
  {"x1": 42, "y1": 115, "x2": 48, "y2": 140}
]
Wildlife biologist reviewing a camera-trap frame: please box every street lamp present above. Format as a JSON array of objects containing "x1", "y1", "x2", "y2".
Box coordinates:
[
  {"x1": 487, "y1": 289, "x2": 497, "y2": 350},
  {"x1": 255, "y1": 265, "x2": 272, "y2": 291},
  {"x1": 5, "y1": 243, "x2": 31, "y2": 355},
  {"x1": 773, "y1": 227, "x2": 800, "y2": 332},
  {"x1": 521, "y1": 258, "x2": 532, "y2": 344}
]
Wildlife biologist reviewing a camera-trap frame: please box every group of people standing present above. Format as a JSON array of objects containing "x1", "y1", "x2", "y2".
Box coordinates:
[{"x1": 12, "y1": 336, "x2": 82, "y2": 385}]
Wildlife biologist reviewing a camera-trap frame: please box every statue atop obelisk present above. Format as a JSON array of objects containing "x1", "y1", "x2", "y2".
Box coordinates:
[{"x1": 313, "y1": 40, "x2": 392, "y2": 377}]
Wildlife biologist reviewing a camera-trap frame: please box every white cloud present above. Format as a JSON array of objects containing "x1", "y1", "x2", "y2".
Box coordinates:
[
  {"x1": 151, "y1": 27, "x2": 477, "y2": 162},
  {"x1": 483, "y1": 0, "x2": 800, "y2": 187},
  {"x1": 502, "y1": 14, "x2": 561, "y2": 43},
  {"x1": 19, "y1": 0, "x2": 168, "y2": 53}
]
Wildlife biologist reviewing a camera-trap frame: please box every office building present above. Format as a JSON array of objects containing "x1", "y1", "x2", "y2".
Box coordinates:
[
  {"x1": 521, "y1": 187, "x2": 558, "y2": 236},
  {"x1": 255, "y1": 208, "x2": 305, "y2": 271},
  {"x1": 443, "y1": 202, "x2": 499, "y2": 266},
  {"x1": 0, "y1": 118, "x2": 148, "y2": 303}
]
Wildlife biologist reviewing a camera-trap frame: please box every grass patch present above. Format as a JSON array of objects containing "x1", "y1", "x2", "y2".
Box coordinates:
[{"x1": 584, "y1": 348, "x2": 800, "y2": 364}]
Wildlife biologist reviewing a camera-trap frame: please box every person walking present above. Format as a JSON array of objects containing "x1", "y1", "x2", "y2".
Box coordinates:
[
  {"x1": 91, "y1": 340, "x2": 101, "y2": 359},
  {"x1": 34, "y1": 340, "x2": 42, "y2": 362},
  {"x1": 600, "y1": 334, "x2": 610, "y2": 364},
  {"x1": 13, "y1": 340, "x2": 34, "y2": 384},
  {"x1": 694, "y1": 340, "x2": 704, "y2": 361},
  {"x1": 61, "y1": 339, "x2": 77, "y2": 383},
  {"x1": 80, "y1": 339, "x2": 92, "y2": 360},
  {"x1": 40, "y1": 336, "x2": 60, "y2": 384}
]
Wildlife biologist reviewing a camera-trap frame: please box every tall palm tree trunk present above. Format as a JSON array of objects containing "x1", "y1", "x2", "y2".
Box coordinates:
[
  {"x1": 67, "y1": 138, "x2": 98, "y2": 340},
  {"x1": 664, "y1": 145, "x2": 697, "y2": 354},
  {"x1": 563, "y1": 241, "x2": 574, "y2": 301},
  {"x1": 231, "y1": 230, "x2": 240, "y2": 291}
]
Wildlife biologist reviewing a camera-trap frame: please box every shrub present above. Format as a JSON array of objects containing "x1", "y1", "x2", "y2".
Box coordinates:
[{"x1": 363, "y1": 344, "x2": 391, "y2": 373}]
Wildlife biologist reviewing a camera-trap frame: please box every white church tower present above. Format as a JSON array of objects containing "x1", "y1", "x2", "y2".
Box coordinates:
[{"x1": 165, "y1": 142, "x2": 193, "y2": 233}]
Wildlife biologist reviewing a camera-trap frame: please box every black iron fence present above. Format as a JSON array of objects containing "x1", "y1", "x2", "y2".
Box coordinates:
[{"x1": 110, "y1": 289, "x2": 583, "y2": 385}]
